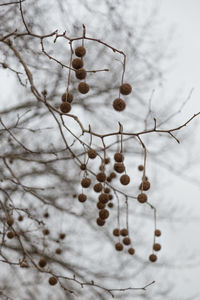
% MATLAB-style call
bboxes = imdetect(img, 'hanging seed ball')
[107,176,111,182]
[39,258,47,268]
[99,165,104,171]
[113,228,120,236]
[93,183,103,193]
[75,46,86,57]
[114,163,125,173]
[155,229,161,237]
[110,172,116,179]
[49,276,58,286]
[114,152,124,162]
[96,172,106,182]
[153,243,161,251]
[113,98,126,112]
[97,202,105,210]
[72,58,83,69]
[61,92,73,103]
[109,194,113,200]
[120,228,128,236]
[128,248,135,255]
[80,163,86,171]
[99,193,109,204]
[149,254,157,263]
[7,231,14,239]
[123,237,131,245]
[99,209,109,220]
[59,233,66,240]
[81,177,91,188]
[120,174,130,185]
[88,149,97,159]
[60,102,71,113]
[43,229,50,235]
[7,217,14,226]
[138,165,144,171]
[78,193,87,202]
[75,68,87,80]
[139,181,150,191]
[108,202,113,208]
[104,187,110,194]
[120,83,132,95]
[55,248,62,254]
[137,193,147,204]
[96,218,105,226]
[104,158,110,164]
[78,82,89,94]
[115,242,123,251]
[18,215,23,222]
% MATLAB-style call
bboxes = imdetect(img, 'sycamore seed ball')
[115,242,123,251]
[61,92,73,103]
[113,98,126,112]
[75,46,86,57]
[113,228,120,236]
[48,276,58,286]
[81,177,91,188]
[72,58,83,69]
[60,102,71,113]
[93,183,103,193]
[75,68,87,80]
[120,174,130,185]
[88,149,97,159]
[155,229,161,237]
[114,152,124,162]
[96,218,105,226]
[120,83,132,95]
[78,82,89,94]
[78,193,87,202]
[149,254,157,262]
[137,193,147,204]
[153,243,161,251]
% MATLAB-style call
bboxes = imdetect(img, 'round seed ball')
[139,181,150,191]
[80,163,86,170]
[78,193,87,202]
[107,176,111,182]
[18,215,23,222]
[93,183,103,193]
[96,218,105,226]
[113,228,120,236]
[120,228,128,236]
[113,98,126,112]
[138,165,144,171]
[96,172,106,182]
[39,258,47,268]
[115,242,123,251]
[49,276,58,286]
[7,231,14,239]
[75,46,86,57]
[72,58,83,69]
[99,193,109,204]
[108,202,113,208]
[78,82,89,94]
[128,248,135,255]
[99,209,109,220]
[123,237,131,245]
[120,174,130,185]
[81,177,91,188]
[120,83,132,95]
[104,158,110,164]
[137,193,147,204]
[114,163,125,173]
[55,248,62,254]
[88,149,97,159]
[155,229,161,237]
[60,102,71,113]
[76,68,86,80]
[104,187,110,194]
[153,243,161,251]
[97,202,105,210]
[110,172,116,179]
[149,254,157,262]
[61,92,73,103]
[43,229,49,235]
[109,194,113,200]
[7,217,14,226]
[114,152,124,162]
[59,233,66,240]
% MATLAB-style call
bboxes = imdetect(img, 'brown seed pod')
[120,174,130,185]
[97,202,105,210]
[137,193,147,204]
[99,193,109,204]
[138,165,144,171]
[114,163,125,173]
[59,233,66,240]
[72,58,83,69]
[39,258,47,268]
[18,215,23,222]
[96,172,106,182]
[99,165,104,171]
[108,202,113,208]
[88,149,97,159]
[153,243,161,251]
[128,248,135,255]
[43,229,50,235]
[78,193,87,202]
[120,83,132,95]
[55,248,62,254]
[49,276,58,286]
[123,237,131,245]
[114,152,124,162]
[120,228,128,236]
[81,177,91,188]
[113,98,126,112]
[60,102,71,113]
[96,218,105,226]
[75,68,87,80]
[107,176,111,182]
[61,92,73,103]
[7,231,14,239]
[104,187,110,194]
[139,181,150,191]
[109,194,113,200]
[115,242,123,251]
[113,228,120,236]
[99,209,109,220]
[80,163,86,170]
[93,183,103,193]
[104,158,110,164]
[78,82,89,94]
[75,46,86,57]
[155,229,161,237]
[110,172,116,179]
[7,217,14,226]
[149,254,157,262]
